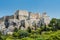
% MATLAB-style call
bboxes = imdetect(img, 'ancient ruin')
[0,10,50,35]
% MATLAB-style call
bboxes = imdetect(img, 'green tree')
[18,30,29,38]
[27,27,31,33]
[49,18,57,31]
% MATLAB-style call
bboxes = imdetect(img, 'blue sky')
[0,0,60,18]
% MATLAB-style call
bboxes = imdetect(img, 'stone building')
[0,10,50,35]
[14,10,28,20]
[14,10,41,29]
[14,10,50,29]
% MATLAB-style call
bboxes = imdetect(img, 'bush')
[27,27,31,33]
[13,32,19,38]
[17,30,29,38]
[14,27,18,32]
[31,30,37,34]
[36,37,45,40]
[36,28,42,34]
[21,37,34,40]
[30,34,40,39]
[6,36,14,40]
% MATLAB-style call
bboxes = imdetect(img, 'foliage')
[49,18,60,31]
[21,37,34,40]
[18,30,29,38]
[27,27,31,33]
[1,29,60,40]
[1,18,60,40]
[14,27,18,32]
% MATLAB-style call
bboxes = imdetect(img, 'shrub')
[36,37,45,40]
[17,30,29,38]
[6,36,14,40]
[30,34,40,39]
[14,27,18,32]
[1,35,8,40]
[36,28,42,34]
[27,27,31,33]
[13,32,19,38]
[21,37,34,40]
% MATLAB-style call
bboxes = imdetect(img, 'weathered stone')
[0,10,50,35]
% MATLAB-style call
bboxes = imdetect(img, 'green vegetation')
[0,18,60,40]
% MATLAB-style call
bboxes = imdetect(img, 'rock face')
[0,10,50,35]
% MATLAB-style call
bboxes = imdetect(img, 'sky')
[0,0,60,18]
